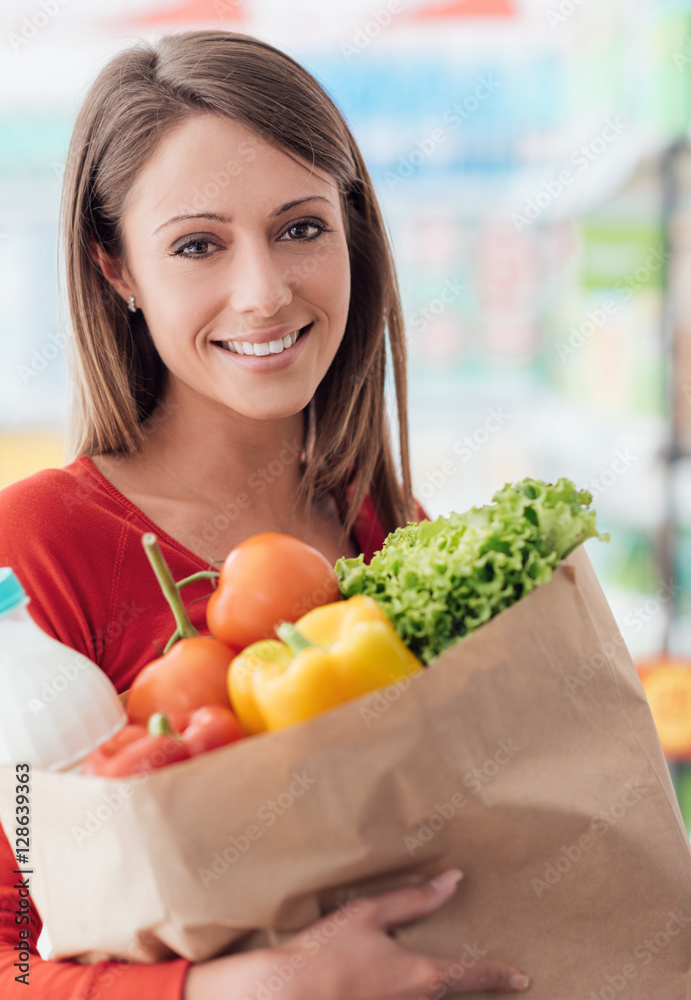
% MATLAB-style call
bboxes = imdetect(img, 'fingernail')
[510,973,530,991]
[430,868,464,891]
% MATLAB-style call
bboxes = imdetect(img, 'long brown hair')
[59,29,415,536]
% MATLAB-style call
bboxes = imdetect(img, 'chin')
[229,392,314,422]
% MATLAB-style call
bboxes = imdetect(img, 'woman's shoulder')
[0,457,133,662]
[0,455,98,520]
[0,455,128,541]
[0,454,138,597]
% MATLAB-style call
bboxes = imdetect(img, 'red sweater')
[0,455,421,999]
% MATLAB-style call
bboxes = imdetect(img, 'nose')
[229,237,293,320]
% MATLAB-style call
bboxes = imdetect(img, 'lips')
[211,322,313,368]
[213,324,312,357]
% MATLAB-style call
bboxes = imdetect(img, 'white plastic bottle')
[0,567,127,771]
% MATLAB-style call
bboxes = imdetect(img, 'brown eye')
[171,237,220,258]
[281,220,327,242]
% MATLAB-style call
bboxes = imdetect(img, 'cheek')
[146,270,218,356]
[310,244,351,324]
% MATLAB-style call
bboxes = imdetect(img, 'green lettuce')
[335,478,609,664]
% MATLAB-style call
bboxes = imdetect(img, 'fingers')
[358,871,530,994]
[433,958,530,994]
[363,869,464,933]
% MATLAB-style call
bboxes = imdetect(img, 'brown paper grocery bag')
[1,544,690,998]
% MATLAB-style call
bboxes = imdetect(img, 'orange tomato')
[206,532,341,651]
[126,636,235,725]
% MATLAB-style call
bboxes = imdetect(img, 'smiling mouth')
[213,324,312,357]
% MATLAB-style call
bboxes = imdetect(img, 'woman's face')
[105,114,351,421]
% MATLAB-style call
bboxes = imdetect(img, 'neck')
[127,382,310,527]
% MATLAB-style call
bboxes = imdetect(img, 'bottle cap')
[0,568,28,616]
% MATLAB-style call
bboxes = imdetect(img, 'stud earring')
[128,295,137,313]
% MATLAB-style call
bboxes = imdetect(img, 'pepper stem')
[275,620,315,654]
[141,533,199,640]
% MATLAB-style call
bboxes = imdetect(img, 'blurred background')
[2,0,691,815]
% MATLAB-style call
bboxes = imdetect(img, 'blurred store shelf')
[0,432,65,492]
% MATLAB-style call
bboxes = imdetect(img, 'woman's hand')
[183,869,530,999]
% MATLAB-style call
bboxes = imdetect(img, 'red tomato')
[180,705,245,755]
[127,636,235,725]
[166,710,192,733]
[81,724,191,777]
[81,724,147,775]
[102,734,191,777]
[206,532,341,650]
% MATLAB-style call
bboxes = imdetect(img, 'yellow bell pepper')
[227,595,423,732]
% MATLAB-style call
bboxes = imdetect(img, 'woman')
[0,30,530,998]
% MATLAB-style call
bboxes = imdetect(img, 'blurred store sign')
[108,0,245,27]
[638,657,691,761]
[408,0,517,18]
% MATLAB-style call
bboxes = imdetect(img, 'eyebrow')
[152,196,335,236]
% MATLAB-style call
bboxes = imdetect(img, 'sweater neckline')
[76,454,363,570]
[77,455,216,571]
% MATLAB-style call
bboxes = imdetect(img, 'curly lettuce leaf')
[335,477,608,664]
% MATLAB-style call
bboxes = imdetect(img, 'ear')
[90,238,135,306]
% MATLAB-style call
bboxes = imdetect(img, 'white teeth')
[218,327,306,356]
